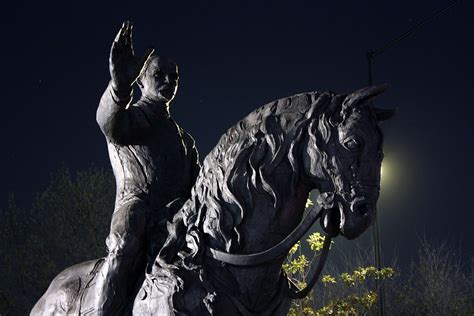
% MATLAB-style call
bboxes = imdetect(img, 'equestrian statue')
[31,22,395,315]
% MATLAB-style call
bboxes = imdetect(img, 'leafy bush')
[0,167,114,315]
[284,200,473,315]
[284,231,394,315]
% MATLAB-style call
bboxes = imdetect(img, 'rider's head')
[137,55,179,104]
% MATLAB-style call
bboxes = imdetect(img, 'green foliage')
[0,167,114,315]
[285,199,474,316]
[284,197,395,315]
[284,231,394,315]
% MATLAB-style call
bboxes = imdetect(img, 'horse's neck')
[205,184,310,310]
[240,183,309,252]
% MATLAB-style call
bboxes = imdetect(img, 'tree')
[0,167,115,315]
[386,238,474,315]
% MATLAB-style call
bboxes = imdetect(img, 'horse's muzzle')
[340,199,376,240]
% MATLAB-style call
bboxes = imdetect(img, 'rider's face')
[140,57,179,103]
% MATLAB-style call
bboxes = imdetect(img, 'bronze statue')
[31,21,394,316]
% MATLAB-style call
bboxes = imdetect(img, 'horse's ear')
[373,107,397,121]
[343,84,389,111]
[328,94,346,126]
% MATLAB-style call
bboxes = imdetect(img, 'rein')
[205,205,332,298]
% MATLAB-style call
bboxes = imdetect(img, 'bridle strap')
[205,205,323,266]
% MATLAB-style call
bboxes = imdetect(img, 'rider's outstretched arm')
[96,21,154,144]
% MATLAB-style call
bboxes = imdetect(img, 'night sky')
[2,1,473,270]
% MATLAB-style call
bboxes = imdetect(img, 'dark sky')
[1,0,473,269]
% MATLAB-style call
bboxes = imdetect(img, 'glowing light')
[380,159,398,191]
[380,161,389,189]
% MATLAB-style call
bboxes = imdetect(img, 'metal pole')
[367,51,374,86]
[367,51,384,316]
[365,2,462,314]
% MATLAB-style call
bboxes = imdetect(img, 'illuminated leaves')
[315,291,378,315]
[283,201,395,316]
[288,241,301,257]
[321,275,337,285]
[284,254,309,275]
[307,232,325,252]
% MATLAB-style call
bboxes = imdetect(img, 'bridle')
[205,205,332,299]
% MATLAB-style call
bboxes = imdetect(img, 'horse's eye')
[343,138,361,151]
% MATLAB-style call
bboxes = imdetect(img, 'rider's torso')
[107,101,196,213]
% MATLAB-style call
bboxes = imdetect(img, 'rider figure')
[95,21,200,314]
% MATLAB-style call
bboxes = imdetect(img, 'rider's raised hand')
[109,21,154,93]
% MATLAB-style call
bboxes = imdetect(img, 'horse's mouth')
[320,199,375,240]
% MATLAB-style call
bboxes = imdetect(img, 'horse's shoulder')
[31,259,104,315]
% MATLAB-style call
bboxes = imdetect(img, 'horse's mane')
[170,91,346,256]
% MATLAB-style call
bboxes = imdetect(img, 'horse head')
[304,84,395,239]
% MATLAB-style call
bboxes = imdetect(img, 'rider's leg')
[94,198,150,315]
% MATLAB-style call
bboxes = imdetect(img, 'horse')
[131,85,395,315]
[32,85,394,315]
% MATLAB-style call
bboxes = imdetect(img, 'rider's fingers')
[127,21,133,40]
[128,22,134,52]
[114,21,127,43]
[123,21,130,46]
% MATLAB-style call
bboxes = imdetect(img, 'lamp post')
[366,1,461,315]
